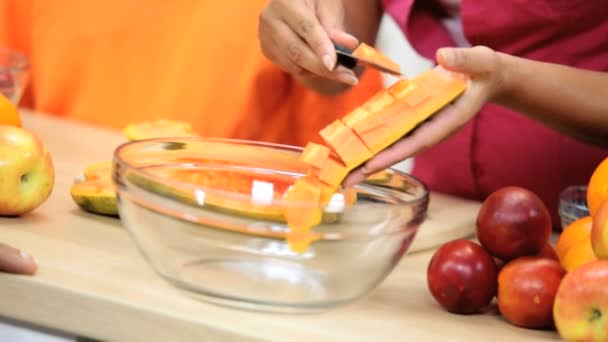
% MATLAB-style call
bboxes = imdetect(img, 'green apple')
[591,199,608,259]
[554,260,608,341]
[0,125,54,216]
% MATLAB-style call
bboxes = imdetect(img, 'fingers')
[342,167,367,189]
[0,243,37,275]
[436,46,497,74]
[278,0,337,70]
[361,84,487,175]
[259,0,360,86]
[260,19,359,85]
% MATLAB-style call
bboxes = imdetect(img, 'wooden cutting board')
[0,111,558,342]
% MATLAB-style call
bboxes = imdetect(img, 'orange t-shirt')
[0,0,382,147]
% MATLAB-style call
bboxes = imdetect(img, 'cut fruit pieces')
[310,156,349,189]
[70,178,118,216]
[319,119,373,169]
[361,89,396,113]
[284,175,323,232]
[352,43,402,75]
[300,142,331,169]
[281,65,468,249]
[83,161,112,180]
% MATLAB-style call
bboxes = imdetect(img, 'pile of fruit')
[427,157,608,341]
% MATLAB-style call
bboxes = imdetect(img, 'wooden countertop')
[0,111,561,341]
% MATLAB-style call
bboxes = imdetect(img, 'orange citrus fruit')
[555,216,593,261]
[0,93,21,126]
[561,238,597,272]
[587,157,608,216]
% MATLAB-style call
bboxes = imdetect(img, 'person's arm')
[343,46,608,186]
[497,54,608,147]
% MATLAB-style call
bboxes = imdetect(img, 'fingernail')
[439,48,456,67]
[361,166,371,174]
[20,250,32,260]
[337,73,358,86]
[323,54,335,71]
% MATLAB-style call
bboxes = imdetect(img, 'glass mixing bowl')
[113,138,429,313]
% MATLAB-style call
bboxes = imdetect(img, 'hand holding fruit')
[344,46,507,185]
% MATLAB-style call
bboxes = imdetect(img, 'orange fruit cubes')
[282,65,468,251]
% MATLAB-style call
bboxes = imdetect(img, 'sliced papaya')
[300,142,331,169]
[70,178,118,216]
[284,174,323,232]
[319,119,373,169]
[281,65,467,251]
[83,161,112,180]
[361,89,396,113]
[123,120,199,141]
[352,43,402,75]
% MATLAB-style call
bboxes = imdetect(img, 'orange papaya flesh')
[280,66,467,248]
[310,156,349,189]
[351,101,418,154]
[361,89,396,113]
[387,78,411,99]
[283,175,323,232]
[300,142,331,169]
[352,43,402,75]
[341,107,384,135]
[70,177,118,216]
[83,161,112,180]
[319,119,373,169]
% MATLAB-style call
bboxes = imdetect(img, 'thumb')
[316,0,358,49]
[0,243,37,275]
[436,46,496,75]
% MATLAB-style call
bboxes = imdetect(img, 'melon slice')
[70,178,118,216]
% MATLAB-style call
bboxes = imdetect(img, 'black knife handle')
[334,44,358,70]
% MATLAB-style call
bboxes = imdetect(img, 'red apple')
[498,256,565,329]
[0,125,54,216]
[476,186,552,260]
[427,239,498,314]
[536,243,559,262]
[591,199,608,259]
[554,260,608,341]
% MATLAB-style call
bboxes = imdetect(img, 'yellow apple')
[591,199,608,259]
[0,125,54,216]
[553,260,608,342]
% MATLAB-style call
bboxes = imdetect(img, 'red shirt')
[382,0,608,227]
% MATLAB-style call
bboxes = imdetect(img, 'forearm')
[496,53,608,147]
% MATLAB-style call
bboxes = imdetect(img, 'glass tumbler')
[0,47,30,104]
